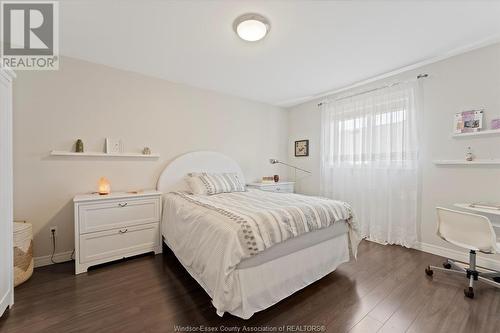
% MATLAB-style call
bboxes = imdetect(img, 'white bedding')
[162,189,360,318]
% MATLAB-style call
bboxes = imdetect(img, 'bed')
[157,151,361,319]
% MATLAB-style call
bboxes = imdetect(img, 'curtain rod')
[317,73,428,107]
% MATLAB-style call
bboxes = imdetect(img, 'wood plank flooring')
[1,241,499,333]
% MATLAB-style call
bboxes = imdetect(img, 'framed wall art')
[295,139,309,157]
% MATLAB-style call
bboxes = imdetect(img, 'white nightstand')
[247,182,295,193]
[73,190,162,274]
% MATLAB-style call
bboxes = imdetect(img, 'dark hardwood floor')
[1,241,499,333]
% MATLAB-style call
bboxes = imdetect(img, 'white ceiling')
[59,1,500,107]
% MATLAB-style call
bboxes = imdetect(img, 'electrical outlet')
[50,226,58,238]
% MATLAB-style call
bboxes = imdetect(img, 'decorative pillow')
[185,172,246,195]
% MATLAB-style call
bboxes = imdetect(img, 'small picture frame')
[454,110,483,133]
[295,139,309,157]
[105,138,123,154]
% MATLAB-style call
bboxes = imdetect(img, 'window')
[323,86,417,168]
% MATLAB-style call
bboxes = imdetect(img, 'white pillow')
[185,172,246,195]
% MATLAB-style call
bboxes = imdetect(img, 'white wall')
[13,57,289,260]
[288,43,500,266]
[287,100,321,195]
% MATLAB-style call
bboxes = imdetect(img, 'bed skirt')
[165,232,350,319]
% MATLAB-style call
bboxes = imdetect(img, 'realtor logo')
[1,1,59,70]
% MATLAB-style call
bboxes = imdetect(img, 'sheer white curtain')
[320,81,420,247]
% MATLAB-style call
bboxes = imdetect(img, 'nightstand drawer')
[79,223,160,264]
[247,182,295,193]
[78,197,160,234]
[252,184,294,193]
[262,184,293,193]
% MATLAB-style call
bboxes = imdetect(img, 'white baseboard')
[34,251,74,268]
[35,243,500,272]
[414,241,500,271]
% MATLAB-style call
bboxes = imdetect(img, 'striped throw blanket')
[171,189,361,258]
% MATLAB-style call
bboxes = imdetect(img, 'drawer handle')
[276,187,281,191]
[118,202,128,207]
[119,229,128,234]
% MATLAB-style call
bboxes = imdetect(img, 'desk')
[454,203,500,230]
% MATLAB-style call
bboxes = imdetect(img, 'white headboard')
[156,151,245,194]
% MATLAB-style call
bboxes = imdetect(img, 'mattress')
[238,220,348,268]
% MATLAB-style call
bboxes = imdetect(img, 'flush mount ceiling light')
[233,13,270,42]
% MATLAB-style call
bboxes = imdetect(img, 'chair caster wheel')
[425,266,433,276]
[443,262,451,269]
[464,287,474,299]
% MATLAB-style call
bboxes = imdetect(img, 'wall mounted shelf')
[433,159,500,165]
[50,151,160,158]
[452,129,500,138]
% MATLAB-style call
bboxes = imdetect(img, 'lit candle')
[98,177,111,195]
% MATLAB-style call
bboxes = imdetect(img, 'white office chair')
[425,207,500,298]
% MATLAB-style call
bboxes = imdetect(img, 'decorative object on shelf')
[262,176,274,183]
[75,139,84,153]
[105,138,123,154]
[273,175,279,183]
[142,147,151,155]
[98,177,111,195]
[491,118,500,130]
[465,146,474,162]
[294,139,309,157]
[454,110,483,134]
[13,222,33,287]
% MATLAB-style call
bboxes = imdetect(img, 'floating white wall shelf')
[434,159,500,165]
[50,151,160,158]
[452,129,500,138]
